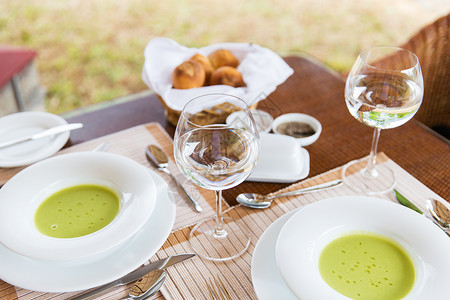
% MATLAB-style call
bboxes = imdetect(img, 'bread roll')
[210,66,245,87]
[190,54,214,85]
[172,60,205,89]
[208,49,239,69]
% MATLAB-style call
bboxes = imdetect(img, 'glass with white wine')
[343,46,423,194]
[174,94,260,261]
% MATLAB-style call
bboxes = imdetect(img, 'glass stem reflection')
[214,190,226,237]
[365,128,381,178]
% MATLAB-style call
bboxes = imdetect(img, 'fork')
[207,276,231,300]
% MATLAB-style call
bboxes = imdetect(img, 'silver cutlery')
[146,144,203,212]
[207,275,231,300]
[426,198,450,231]
[123,269,167,300]
[394,189,450,237]
[237,179,343,209]
[0,123,83,149]
[71,253,194,300]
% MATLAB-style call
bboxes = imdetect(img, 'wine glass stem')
[214,190,225,236]
[366,128,381,177]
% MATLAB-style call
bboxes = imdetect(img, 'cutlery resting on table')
[70,254,195,300]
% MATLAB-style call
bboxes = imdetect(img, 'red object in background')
[0,47,36,88]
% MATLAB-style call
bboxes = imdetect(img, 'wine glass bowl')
[174,94,260,261]
[175,124,258,190]
[343,46,423,194]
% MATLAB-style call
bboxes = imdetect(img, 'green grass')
[0,0,446,113]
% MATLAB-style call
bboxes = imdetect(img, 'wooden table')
[65,55,449,203]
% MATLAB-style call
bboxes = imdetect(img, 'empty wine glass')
[343,46,423,194]
[174,94,260,261]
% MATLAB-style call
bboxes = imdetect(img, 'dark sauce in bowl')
[276,121,316,138]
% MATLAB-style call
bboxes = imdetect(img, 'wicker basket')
[143,39,294,127]
[157,94,258,126]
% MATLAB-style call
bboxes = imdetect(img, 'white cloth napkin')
[142,37,294,111]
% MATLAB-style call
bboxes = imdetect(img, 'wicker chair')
[399,13,449,139]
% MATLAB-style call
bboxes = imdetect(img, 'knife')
[0,123,83,149]
[70,254,195,300]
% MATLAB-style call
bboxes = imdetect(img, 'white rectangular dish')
[247,133,309,183]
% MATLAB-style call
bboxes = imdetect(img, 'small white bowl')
[272,113,322,146]
[226,109,273,134]
[0,152,157,261]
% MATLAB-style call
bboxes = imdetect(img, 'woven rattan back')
[346,14,450,138]
[400,13,450,137]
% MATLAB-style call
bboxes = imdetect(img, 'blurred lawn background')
[1,0,448,114]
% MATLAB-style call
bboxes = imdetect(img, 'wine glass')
[343,46,423,194]
[174,94,260,261]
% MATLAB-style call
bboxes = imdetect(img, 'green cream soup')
[319,233,415,300]
[34,184,120,238]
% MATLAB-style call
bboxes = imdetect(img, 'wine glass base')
[342,157,396,195]
[189,217,251,261]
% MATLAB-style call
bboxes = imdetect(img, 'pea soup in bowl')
[33,178,122,239]
[276,196,450,300]
[0,152,157,261]
[315,229,419,300]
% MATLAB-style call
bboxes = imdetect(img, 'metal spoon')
[236,179,343,209]
[123,269,167,300]
[394,190,450,237]
[426,198,450,232]
[145,145,203,212]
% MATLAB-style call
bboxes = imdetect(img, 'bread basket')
[142,38,294,126]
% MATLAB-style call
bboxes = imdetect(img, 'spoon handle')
[268,179,343,200]
[164,170,203,213]
[432,220,450,237]
[124,271,167,300]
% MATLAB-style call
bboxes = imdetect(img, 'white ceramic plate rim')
[0,168,176,292]
[252,208,300,300]
[0,152,157,261]
[275,196,450,300]
[0,112,70,167]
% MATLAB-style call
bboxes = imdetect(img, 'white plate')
[276,196,450,300]
[0,152,157,261]
[247,133,309,183]
[0,169,176,292]
[252,209,300,300]
[0,112,70,168]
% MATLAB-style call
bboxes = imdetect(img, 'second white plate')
[252,209,299,300]
[0,112,71,168]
